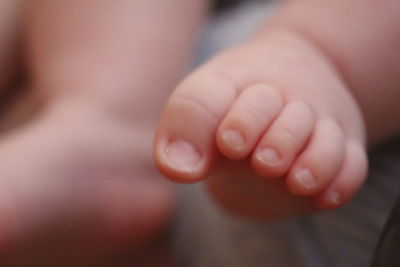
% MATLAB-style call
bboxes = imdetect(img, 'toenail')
[256,148,282,167]
[163,140,202,172]
[222,129,245,151]
[327,191,341,206]
[294,168,317,190]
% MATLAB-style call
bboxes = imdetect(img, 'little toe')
[217,84,283,159]
[316,141,367,209]
[287,119,346,196]
[252,101,315,178]
[154,69,239,182]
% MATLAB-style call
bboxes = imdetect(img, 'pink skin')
[0,0,206,264]
[1,0,399,263]
[155,0,400,219]
[0,103,175,264]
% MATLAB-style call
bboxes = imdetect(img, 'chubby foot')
[154,29,367,218]
[0,98,174,264]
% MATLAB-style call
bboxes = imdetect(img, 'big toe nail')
[163,140,202,173]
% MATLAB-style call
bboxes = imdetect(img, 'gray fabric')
[213,0,266,13]
[174,141,399,267]
[371,194,400,267]
[173,2,399,266]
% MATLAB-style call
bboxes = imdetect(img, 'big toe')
[154,68,240,182]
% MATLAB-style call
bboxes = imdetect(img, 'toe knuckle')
[235,103,268,123]
[172,94,220,122]
[276,125,298,144]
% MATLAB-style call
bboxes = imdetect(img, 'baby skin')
[155,0,400,218]
[0,0,206,264]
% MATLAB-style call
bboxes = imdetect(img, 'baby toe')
[154,68,239,182]
[316,141,367,209]
[287,119,346,196]
[252,101,315,178]
[217,84,283,160]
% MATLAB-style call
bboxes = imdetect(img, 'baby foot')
[0,99,174,263]
[154,29,368,218]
